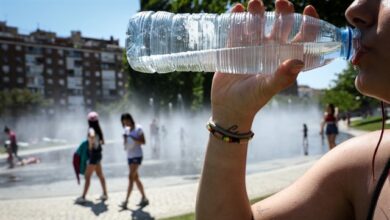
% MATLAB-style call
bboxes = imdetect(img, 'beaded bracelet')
[206,118,254,144]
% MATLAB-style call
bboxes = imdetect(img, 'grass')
[159,194,272,220]
[350,116,390,131]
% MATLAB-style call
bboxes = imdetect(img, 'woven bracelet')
[206,118,254,144]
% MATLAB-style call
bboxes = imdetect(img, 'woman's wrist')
[211,108,255,132]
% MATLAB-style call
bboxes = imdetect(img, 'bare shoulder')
[330,129,390,172]
[252,130,390,220]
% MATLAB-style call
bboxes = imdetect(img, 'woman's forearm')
[196,134,253,220]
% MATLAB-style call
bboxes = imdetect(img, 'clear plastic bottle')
[126,11,359,74]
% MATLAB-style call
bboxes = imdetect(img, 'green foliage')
[0,89,46,116]
[321,89,359,112]
[351,116,390,131]
[320,63,376,112]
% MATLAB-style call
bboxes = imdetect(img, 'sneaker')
[119,200,128,209]
[99,194,108,201]
[75,196,87,204]
[137,197,149,207]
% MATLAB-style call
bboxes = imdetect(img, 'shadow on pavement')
[119,206,155,220]
[75,200,108,216]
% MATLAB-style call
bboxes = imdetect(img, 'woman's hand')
[211,0,319,131]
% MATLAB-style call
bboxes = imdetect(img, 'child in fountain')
[120,113,149,208]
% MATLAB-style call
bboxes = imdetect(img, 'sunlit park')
[1,0,389,220]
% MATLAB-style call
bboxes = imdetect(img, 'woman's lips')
[351,47,368,66]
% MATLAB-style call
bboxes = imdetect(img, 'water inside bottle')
[128,42,341,74]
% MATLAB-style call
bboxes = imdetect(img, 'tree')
[0,89,46,117]
[320,63,377,113]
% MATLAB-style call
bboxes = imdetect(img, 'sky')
[0,0,348,89]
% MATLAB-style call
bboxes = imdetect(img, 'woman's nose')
[345,0,376,29]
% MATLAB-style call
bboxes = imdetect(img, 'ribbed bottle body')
[126,11,350,74]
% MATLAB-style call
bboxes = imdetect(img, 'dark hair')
[88,120,104,143]
[4,126,9,133]
[328,104,335,115]
[121,113,135,127]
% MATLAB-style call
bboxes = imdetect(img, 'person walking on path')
[4,126,22,168]
[302,124,309,155]
[76,112,108,204]
[320,104,339,150]
[120,113,149,209]
[196,0,390,219]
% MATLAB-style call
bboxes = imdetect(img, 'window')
[47,68,53,75]
[84,61,90,66]
[17,77,24,84]
[95,53,99,58]
[118,81,123,86]
[85,80,90,85]
[58,59,63,65]
[86,99,92,104]
[60,99,66,105]
[59,69,65,75]
[96,81,100,86]
[95,71,100,77]
[58,50,63,56]
[46,48,52,54]
[47,79,53,84]
[16,45,22,51]
[1,44,8,50]
[17,67,23,73]
[118,73,123,78]
[96,90,101,95]
[2,65,10,73]
[3,77,10,82]
[59,79,65,86]
[85,71,90,77]
[46,58,52,65]
[85,52,90,58]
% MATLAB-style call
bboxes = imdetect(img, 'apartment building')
[0,21,127,111]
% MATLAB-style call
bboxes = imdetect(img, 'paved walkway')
[0,121,368,220]
[0,156,319,220]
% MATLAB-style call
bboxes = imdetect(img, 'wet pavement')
[0,130,352,200]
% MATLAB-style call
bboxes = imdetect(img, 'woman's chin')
[355,73,390,103]
[355,73,369,96]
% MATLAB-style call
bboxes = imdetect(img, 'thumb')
[267,59,304,94]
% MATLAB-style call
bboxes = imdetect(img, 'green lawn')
[160,194,271,220]
[351,116,390,131]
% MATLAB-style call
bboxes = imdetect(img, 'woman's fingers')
[267,0,294,43]
[263,59,304,94]
[247,0,265,45]
[247,0,265,15]
[303,5,319,18]
[291,5,320,42]
[231,3,245,13]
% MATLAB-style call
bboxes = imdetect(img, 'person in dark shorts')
[120,113,149,209]
[75,112,108,204]
[320,104,339,150]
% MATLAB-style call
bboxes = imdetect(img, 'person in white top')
[120,113,149,209]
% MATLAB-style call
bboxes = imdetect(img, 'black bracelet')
[206,118,254,144]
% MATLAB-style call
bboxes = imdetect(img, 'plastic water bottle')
[126,11,359,74]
